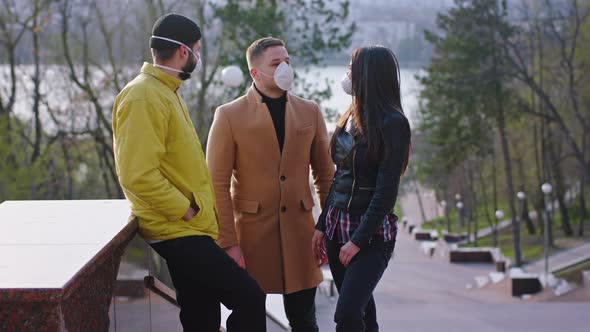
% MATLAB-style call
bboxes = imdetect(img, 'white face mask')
[151,35,201,78]
[258,62,294,91]
[341,73,353,95]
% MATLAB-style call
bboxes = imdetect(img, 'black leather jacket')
[316,111,411,248]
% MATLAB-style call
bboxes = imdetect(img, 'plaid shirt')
[325,205,398,244]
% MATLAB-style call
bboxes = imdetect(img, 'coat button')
[281,206,287,213]
[280,175,286,181]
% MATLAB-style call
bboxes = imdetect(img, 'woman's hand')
[312,230,328,267]
[339,241,360,267]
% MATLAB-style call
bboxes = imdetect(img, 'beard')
[179,55,197,81]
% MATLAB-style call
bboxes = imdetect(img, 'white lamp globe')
[221,65,244,87]
[541,183,553,194]
[456,202,464,210]
[528,210,538,220]
[495,210,504,220]
[517,192,526,200]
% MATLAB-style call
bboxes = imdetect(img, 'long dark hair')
[330,46,410,173]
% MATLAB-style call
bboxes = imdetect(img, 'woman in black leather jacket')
[311,46,411,332]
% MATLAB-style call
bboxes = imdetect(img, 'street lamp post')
[441,200,450,233]
[495,209,504,248]
[541,183,553,279]
[528,210,538,221]
[456,201,464,237]
[528,210,538,232]
[517,191,526,250]
[517,192,526,215]
[494,209,505,271]
[423,192,435,221]
[455,193,463,227]
[429,193,437,220]
[495,210,504,222]
[518,191,536,235]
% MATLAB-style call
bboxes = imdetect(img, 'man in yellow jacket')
[112,13,266,332]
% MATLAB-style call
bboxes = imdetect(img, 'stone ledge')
[449,247,501,263]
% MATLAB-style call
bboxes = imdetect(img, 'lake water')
[301,65,422,130]
[1,64,422,132]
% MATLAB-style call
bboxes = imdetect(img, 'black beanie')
[150,13,201,50]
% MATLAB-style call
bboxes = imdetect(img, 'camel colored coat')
[206,86,334,294]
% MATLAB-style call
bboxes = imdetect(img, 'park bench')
[442,230,468,243]
[507,270,543,297]
[413,229,438,241]
[449,247,501,263]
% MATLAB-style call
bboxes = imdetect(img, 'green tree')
[418,0,524,265]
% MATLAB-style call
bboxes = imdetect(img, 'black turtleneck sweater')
[255,84,287,153]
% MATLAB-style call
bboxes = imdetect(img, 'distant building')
[343,0,454,65]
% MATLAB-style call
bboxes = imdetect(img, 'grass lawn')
[420,214,474,235]
[462,226,545,262]
[461,205,590,264]
[415,198,590,263]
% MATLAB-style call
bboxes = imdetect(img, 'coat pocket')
[296,124,313,136]
[300,196,315,211]
[234,198,260,214]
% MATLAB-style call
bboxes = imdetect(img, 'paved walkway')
[469,219,512,241]
[314,228,589,331]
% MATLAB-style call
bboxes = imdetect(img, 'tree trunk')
[60,0,121,198]
[516,154,536,235]
[60,136,74,200]
[521,197,536,235]
[502,4,589,183]
[31,0,42,164]
[497,113,522,266]
[477,161,497,246]
[413,180,427,225]
[556,191,573,236]
[444,193,452,233]
[579,131,588,236]
[467,163,478,246]
[547,131,574,236]
[493,5,522,264]
[533,122,546,234]
[579,177,587,236]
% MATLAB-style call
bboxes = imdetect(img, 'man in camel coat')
[206,37,334,331]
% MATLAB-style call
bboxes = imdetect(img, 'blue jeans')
[327,237,395,332]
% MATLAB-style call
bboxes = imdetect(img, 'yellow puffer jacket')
[112,62,218,241]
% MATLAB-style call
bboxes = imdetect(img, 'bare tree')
[0,0,39,130]
[504,0,590,184]
[58,0,125,197]
[507,0,590,239]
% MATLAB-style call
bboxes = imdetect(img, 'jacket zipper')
[347,148,357,210]
[359,186,375,190]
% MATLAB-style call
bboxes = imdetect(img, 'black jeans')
[151,235,267,332]
[283,287,319,332]
[326,237,395,332]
